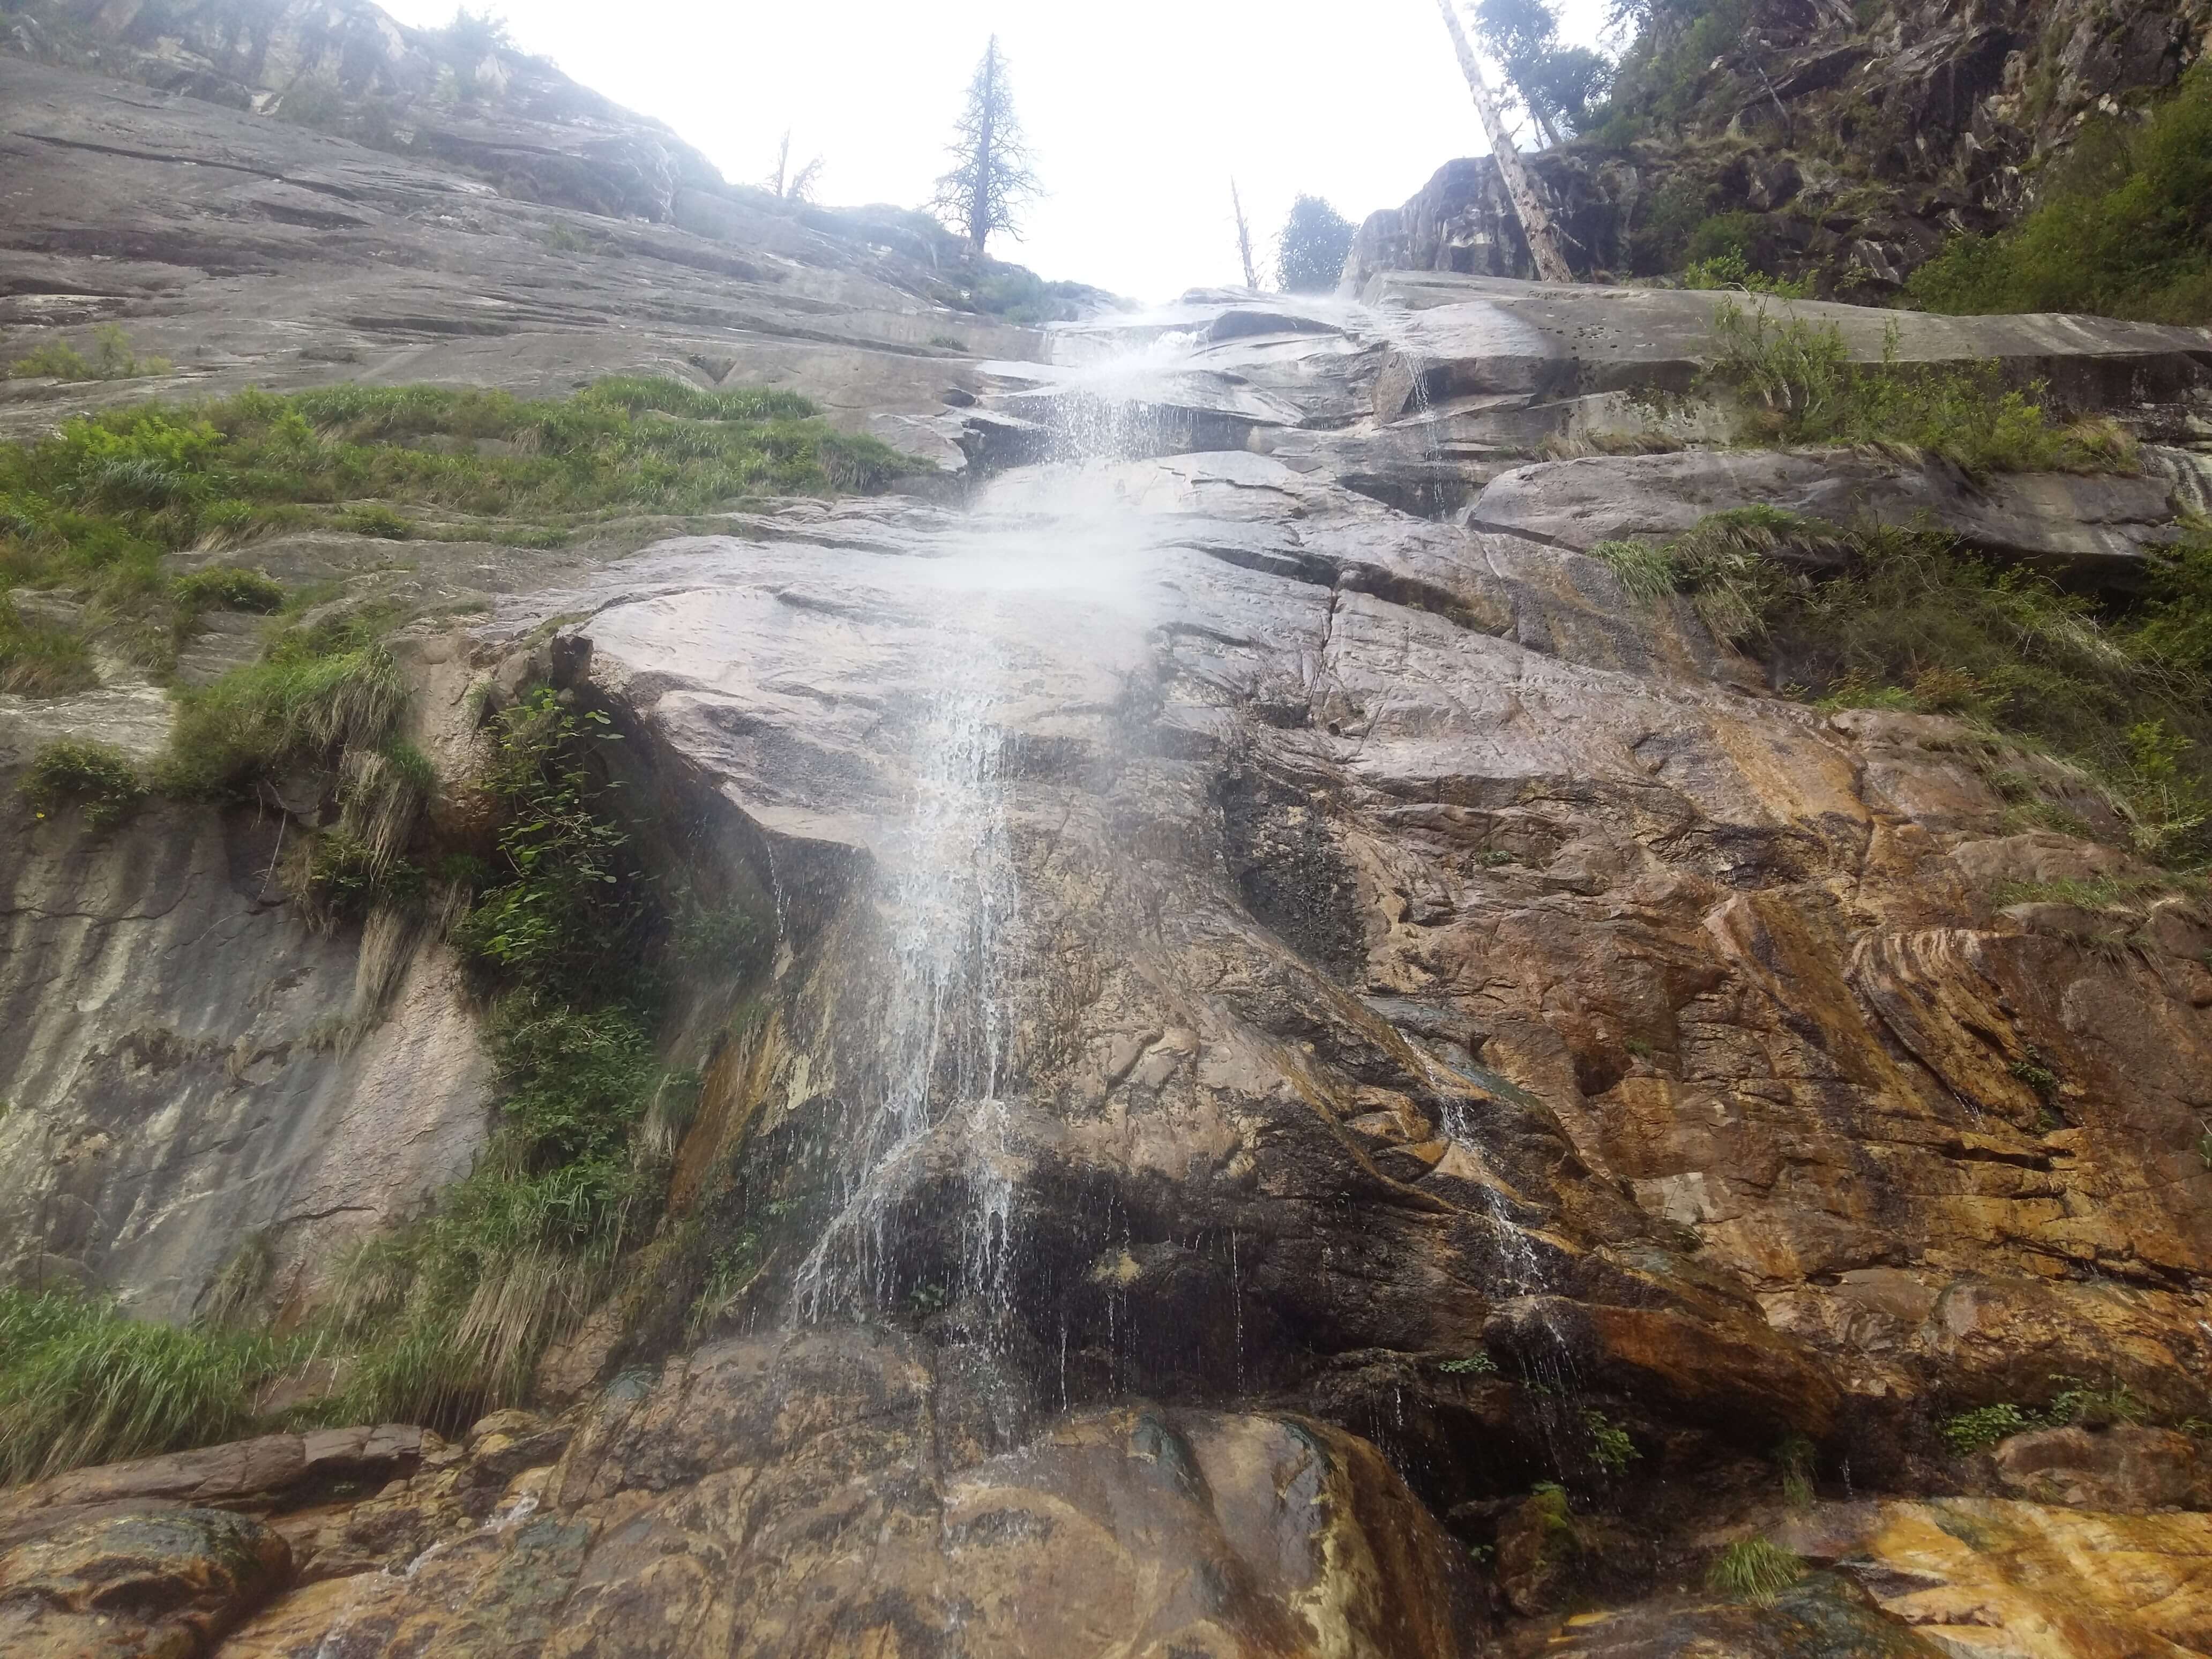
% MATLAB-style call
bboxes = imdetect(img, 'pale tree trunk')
[1433,0,1575,283]
[1231,180,1258,290]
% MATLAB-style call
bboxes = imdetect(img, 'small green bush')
[1942,1401,2035,1454]
[24,739,146,828]
[1437,1352,1499,1375]
[0,1289,292,1483]
[1908,63,2212,326]
[1706,1536,1802,1604]
[4,326,170,384]
[1584,1408,1641,1475]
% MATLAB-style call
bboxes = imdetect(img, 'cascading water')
[790,647,1022,1328]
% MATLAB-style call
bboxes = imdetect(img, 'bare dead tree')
[1433,0,1576,282]
[1232,180,1259,289]
[765,131,825,204]
[928,36,1042,256]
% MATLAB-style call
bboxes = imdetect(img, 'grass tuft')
[1707,1537,1803,1604]
[1702,301,2138,477]
[0,1289,292,1484]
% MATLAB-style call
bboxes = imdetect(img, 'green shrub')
[1437,1352,1499,1375]
[1942,1401,2035,1454]
[23,739,146,828]
[1706,1537,1802,1604]
[0,1289,292,1483]
[1702,301,2134,476]
[1907,63,2212,326]
[1584,1408,1641,1475]
[1775,1433,1817,1507]
[1682,249,1810,298]
[4,326,170,383]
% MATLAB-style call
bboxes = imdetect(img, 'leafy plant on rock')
[23,739,146,829]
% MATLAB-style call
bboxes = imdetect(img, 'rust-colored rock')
[0,1508,290,1658]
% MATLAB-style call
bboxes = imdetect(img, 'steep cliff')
[2,12,2212,1659]
[1352,0,2212,302]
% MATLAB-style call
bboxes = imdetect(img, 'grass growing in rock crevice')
[1598,513,2212,863]
[1700,301,2138,477]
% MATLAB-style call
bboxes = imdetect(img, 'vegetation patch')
[1603,510,2212,864]
[1706,1536,1803,1604]
[23,739,146,829]
[5,325,171,384]
[1907,63,2212,327]
[0,1289,293,1484]
[0,375,916,687]
[1942,1378,2149,1455]
[1701,301,2139,477]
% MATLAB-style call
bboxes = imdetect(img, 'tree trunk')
[970,49,995,254]
[1232,180,1258,290]
[1432,0,1575,283]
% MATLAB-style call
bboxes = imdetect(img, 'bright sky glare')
[373,0,1613,303]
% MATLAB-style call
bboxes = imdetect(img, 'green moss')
[1908,63,2212,325]
[23,739,146,828]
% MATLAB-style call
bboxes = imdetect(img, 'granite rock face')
[1349,0,2212,301]
[0,32,2210,1653]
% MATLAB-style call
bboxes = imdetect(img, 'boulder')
[1990,1426,2212,1512]
[0,1508,290,1658]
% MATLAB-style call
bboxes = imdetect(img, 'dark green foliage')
[1586,0,1752,144]
[1702,301,2139,476]
[963,268,1099,326]
[453,691,651,1002]
[1583,1408,1640,1474]
[23,739,145,828]
[0,1289,293,1484]
[440,5,512,59]
[1908,64,2212,325]
[1276,196,1356,294]
[1472,0,1613,143]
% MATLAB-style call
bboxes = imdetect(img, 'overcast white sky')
[375,0,1613,302]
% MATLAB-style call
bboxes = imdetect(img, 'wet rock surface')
[0,31,2209,1656]
[0,1507,291,1658]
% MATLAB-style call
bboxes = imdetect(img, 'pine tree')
[1471,0,1612,146]
[929,37,1042,256]
[1276,196,1356,293]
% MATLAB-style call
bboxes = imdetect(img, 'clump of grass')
[0,1289,293,1484]
[23,739,146,829]
[1682,249,1810,298]
[1594,506,1840,645]
[1908,63,2212,326]
[1775,1433,1817,1507]
[171,565,285,615]
[1707,1537,1803,1604]
[159,621,409,800]
[4,325,171,383]
[1702,300,2137,477]
[0,591,97,696]
[0,376,917,686]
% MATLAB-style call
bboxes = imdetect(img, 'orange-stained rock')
[0,1508,290,1659]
